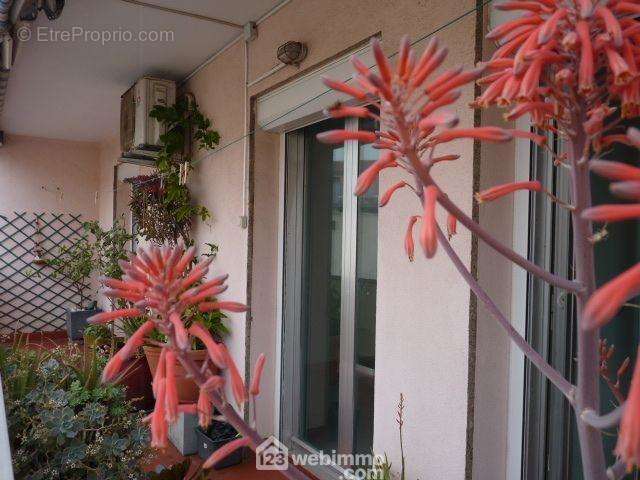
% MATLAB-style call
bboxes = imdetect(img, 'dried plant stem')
[435,226,575,400]
[397,394,406,480]
[568,121,607,480]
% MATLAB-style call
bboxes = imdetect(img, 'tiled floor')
[147,444,288,479]
[1,330,71,349]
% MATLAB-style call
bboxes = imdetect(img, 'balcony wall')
[0,134,100,219]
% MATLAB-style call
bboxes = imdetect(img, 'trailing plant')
[0,342,149,480]
[315,5,640,476]
[128,97,220,245]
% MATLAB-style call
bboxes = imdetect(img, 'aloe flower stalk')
[482,0,640,471]
[318,1,640,471]
[90,243,310,480]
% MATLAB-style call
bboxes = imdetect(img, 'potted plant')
[45,230,101,340]
[45,220,133,340]
[127,308,230,404]
[125,96,220,246]
[196,420,244,470]
[83,220,157,409]
[83,323,155,411]
[118,310,229,454]
[120,242,224,406]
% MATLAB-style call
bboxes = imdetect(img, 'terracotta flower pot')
[143,346,211,403]
[118,354,155,410]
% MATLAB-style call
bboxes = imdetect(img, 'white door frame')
[275,117,365,480]
[506,117,532,479]
[262,42,376,443]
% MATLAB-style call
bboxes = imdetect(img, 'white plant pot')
[168,412,199,455]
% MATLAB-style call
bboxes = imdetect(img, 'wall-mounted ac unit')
[120,76,176,160]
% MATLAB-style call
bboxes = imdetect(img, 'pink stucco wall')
[0,134,100,219]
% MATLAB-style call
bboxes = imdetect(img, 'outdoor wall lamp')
[277,41,308,66]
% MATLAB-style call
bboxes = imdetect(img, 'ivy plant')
[128,97,220,245]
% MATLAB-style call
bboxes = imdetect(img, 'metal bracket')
[243,21,257,42]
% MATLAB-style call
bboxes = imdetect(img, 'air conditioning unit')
[120,76,176,160]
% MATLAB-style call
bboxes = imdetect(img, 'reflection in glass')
[354,118,378,454]
[300,119,344,452]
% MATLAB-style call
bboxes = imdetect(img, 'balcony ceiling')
[3,0,284,143]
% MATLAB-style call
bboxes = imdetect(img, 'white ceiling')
[3,0,283,142]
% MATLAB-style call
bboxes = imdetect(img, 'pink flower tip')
[316,130,377,144]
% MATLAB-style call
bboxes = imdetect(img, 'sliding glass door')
[281,116,377,470]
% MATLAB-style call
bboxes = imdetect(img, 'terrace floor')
[148,444,287,479]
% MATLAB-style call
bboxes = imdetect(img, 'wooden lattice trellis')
[0,212,90,332]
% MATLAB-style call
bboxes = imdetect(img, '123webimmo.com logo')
[256,436,289,471]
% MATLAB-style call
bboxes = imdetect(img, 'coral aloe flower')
[317,36,512,204]
[90,243,255,455]
[615,351,640,470]
[476,0,640,146]
[583,262,640,330]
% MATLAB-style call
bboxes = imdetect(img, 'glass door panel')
[300,119,344,451]
[281,116,378,471]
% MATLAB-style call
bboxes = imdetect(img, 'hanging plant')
[128,96,220,245]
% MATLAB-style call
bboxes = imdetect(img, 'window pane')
[592,131,640,475]
[524,122,640,479]
[300,119,344,452]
